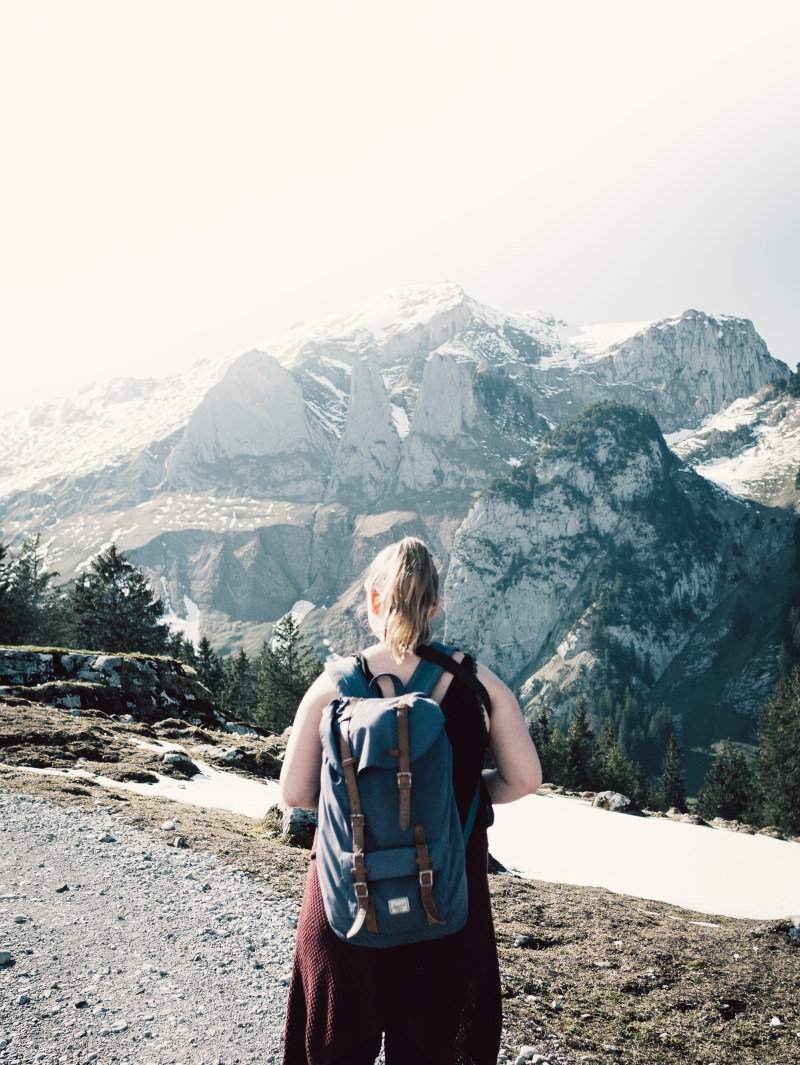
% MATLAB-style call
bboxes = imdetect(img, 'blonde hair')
[365,537,440,661]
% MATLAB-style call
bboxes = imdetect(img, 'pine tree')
[654,733,688,812]
[529,706,551,755]
[616,688,638,760]
[196,636,224,696]
[566,697,595,789]
[253,615,322,734]
[542,723,569,786]
[1,535,63,646]
[754,667,800,835]
[530,706,560,783]
[68,543,168,655]
[696,738,751,822]
[0,542,13,642]
[592,719,643,801]
[222,648,257,722]
[164,631,198,668]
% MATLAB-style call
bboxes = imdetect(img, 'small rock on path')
[0,788,298,1063]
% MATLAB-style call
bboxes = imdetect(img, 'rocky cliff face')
[585,311,781,432]
[444,403,794,728]
[325,359,402,505]
[165,350,330,499]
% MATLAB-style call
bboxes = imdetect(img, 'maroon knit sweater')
[281,657,502,1065]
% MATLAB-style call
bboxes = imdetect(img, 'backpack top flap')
[324,643,456,701]
[337,693,446,772]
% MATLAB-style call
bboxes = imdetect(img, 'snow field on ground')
[489,794,800,922]
[7,756,798,920]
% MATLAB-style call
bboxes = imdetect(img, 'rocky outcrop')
[589,311,787,432]
[0,649,222,728]
[165,350,329,498]
[444,402,793,722]
[326,359,402,504]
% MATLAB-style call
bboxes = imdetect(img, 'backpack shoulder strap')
[415,643,492,716]
[403,645,453,697]
[324,655,371,698]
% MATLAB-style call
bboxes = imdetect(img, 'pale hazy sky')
[1,1,798,412]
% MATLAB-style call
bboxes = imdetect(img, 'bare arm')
[478,662,542,804]
[279,671,339,810]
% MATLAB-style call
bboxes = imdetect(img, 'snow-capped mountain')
[0,282,795,770]
[1,282,787,515]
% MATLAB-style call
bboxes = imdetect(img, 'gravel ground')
[0,789,299,1065]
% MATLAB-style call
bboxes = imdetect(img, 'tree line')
[0,536,321,736]
[532,679,800,838]
[530,698,688,812]
[4,535,798,835]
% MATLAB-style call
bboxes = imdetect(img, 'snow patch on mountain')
[0,356,235,500]
[160,582,202,647]
[564,319,655,355]
[671,386,800,504]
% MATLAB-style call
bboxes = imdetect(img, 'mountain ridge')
[1,283,795,783]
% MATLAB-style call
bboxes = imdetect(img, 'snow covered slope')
[670,381,800,507]
[1,284,787,511]
[0,356,235,501]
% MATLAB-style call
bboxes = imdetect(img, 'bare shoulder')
[473,660,515,701]
[302,668,339,708]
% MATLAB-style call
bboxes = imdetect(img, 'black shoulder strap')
[415,643,492,716]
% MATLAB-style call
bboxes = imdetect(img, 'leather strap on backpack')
[384,701,413,830]
[415,643,492,717]
[414,825,445,926]
[394,701,412,831]
[338,706,378,937]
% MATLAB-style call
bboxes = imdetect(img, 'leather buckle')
[418,870,434,888]
[353,882,370,900]
[397,771,412,789]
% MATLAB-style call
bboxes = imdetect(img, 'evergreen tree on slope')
[0,543,12,642]
[68,544,168,655]
[221,648,257,722]
[755,667,800,836]
[0,535,63,646]
[654,733,688,812]
[254,614,321,735]
[592,718,643,802]
[696,738,751,822]
[196,635,224,696]
[566,697,595,789]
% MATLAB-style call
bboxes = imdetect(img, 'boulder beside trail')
[592,791,632,813]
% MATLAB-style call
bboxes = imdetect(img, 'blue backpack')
[316,642,487,948]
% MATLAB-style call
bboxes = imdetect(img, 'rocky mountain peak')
[594,310,787,432]
[272,281,474,370]
[164,349,328,496]
[326,358,402,504]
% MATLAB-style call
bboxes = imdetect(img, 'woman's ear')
[429,595,440,619]
[369,587,381,615]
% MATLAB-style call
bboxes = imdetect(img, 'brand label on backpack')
[388,897,410,915]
